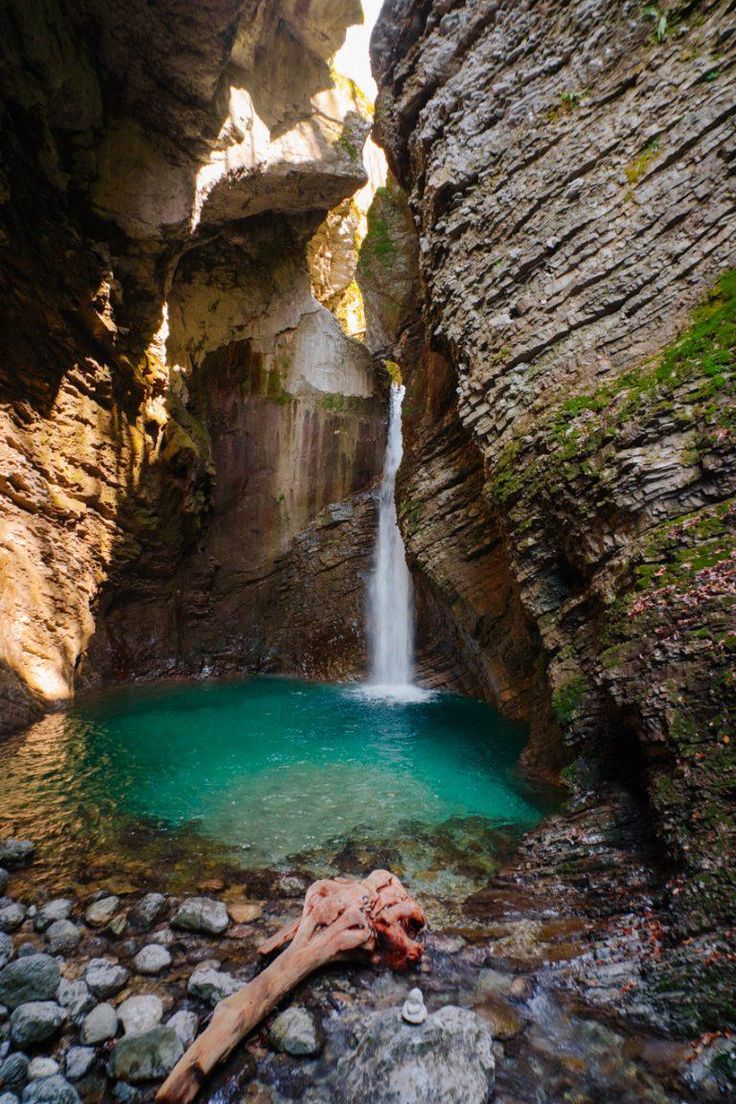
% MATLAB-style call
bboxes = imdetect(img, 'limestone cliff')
[0,0,384,730]
[371,0,735,964]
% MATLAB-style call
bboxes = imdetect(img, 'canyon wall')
[371,0,736,936]
[0,0,385,732]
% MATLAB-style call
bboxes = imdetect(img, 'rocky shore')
[1,827,734,1104]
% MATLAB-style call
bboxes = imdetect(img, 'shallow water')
[0,676,558,896]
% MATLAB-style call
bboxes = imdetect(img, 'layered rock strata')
[371,0,736,977]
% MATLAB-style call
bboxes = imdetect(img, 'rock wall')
[371,0,736,933]
[0,0,384,731]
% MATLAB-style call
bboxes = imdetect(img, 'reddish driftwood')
[156,869,424,1104]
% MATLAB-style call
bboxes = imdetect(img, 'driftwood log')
[156,869,425,1104]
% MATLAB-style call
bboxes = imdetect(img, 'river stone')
[21,1076,80,1104]
[33,902,72,934]
[26,1060,59,1081]
[84,897,119,928]
[187,966,240,1006]
[0,906,26,935]
[0,935,13,969]
[127,895,165,933]
[166,1010,198,1049]
[0,843,34,869]
[111,1027,183,1083]
[171,898,228,936]
[56,980,94,1021]
[269,1007,322,1056]
[0,956,60,1010]
[0,872,7,895]
[63,1048,95,1082]
[45,922,81,957]
[118,995,163,1038]
[0,1053,29,1090]
[132,945,170,976]
[84,959,129,999]
[10,1003,66,1048]
[0,1094,18,1104]
[80,1002,118,1044]
[337,1006,495,1104]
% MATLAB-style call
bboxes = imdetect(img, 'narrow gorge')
[0,1,734,1103]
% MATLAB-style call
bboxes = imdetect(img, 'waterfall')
[368,382,414,688]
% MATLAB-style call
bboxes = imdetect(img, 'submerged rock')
[171,898,228,936]
[0,843,35,869]
[128,895,165,933]
[111,1026,183,1083]
[10,1002,66,1048]
[269,1007,322,1056]
[84,897,119,928]
[0,956,60,1010]
[337,1005,495,1104]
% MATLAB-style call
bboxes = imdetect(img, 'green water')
[0,677,558,896]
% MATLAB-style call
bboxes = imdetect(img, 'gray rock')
[187,966,240,1007]
[118,995,163,1038]
[0,1093,18,1104]
[26,1061,58,1081]
[62,1048,94,1083]
[80,1002,117,1045]
[0,956,60,1010]
[0,906,26,935]
[21,1075,80,1104]
[111,1084,138,1103]
[111,1027,183,1083]
[0,1053,29,1091]
[56,980,94,1021]
[0,935,12,970]
[171,898,228,936]
[166,1010,198,1050]
[132,945,170,976]
[0,843,34,869]
[337,1006,495,1104]
[128,895,165,933]
[45,923,81,957]
[84,958,129,999]
[10,1003,66,1048]
[0,872,7,895]
[33,902,72,934]
[269,1007,322,1056]
[84,897,119,928]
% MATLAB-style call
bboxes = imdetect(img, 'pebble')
[133,945,171,976]
[21,1075,80,1104]
[269,1006,322,1056]
[26,1060,59,1081]
[171,898,228,936]
[118,995,163,1037]
[166,1010,198,1049]
[0,842,35,869]
[0,1094,18,1104]
[10,1002,66,1048]
[0,956,60,1010]
[84,958,129,999]
[187,965,240,1007]
[33,902,72,934]
[111,1027,183,1084]
[84,897,119,928]
[0,905,26,935]
[45,922,81,957]
[63,1048,95,1082]
[0,1053,29,1091]
[80,1002,118,1045]
[56,980,94,1021]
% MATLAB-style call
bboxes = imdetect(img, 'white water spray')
[368,382,414,689]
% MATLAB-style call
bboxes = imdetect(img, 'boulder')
[21,1075,80,1104]
[111,1027,183,1083]
[187,966,240,1007]
[0,956,60,1010]
[171,898,228,936]
[33,902,72,934]
[80,1003,118,1045]
[337,1006,495,1104]
[127,895,166,933]
[269,1006,322,1056]
[132,946,170,976]
[118,995,163,1037]
[45,922,81,957]
[84,959,129,999]
[84,897,119,928]
[63,1048,95,1082]
[0,843,35,869]
[10,1002,66,1048]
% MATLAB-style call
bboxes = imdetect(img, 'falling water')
[368,382,414,688]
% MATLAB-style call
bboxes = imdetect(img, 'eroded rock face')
[0,0,383,730]
[371,0,736,934]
